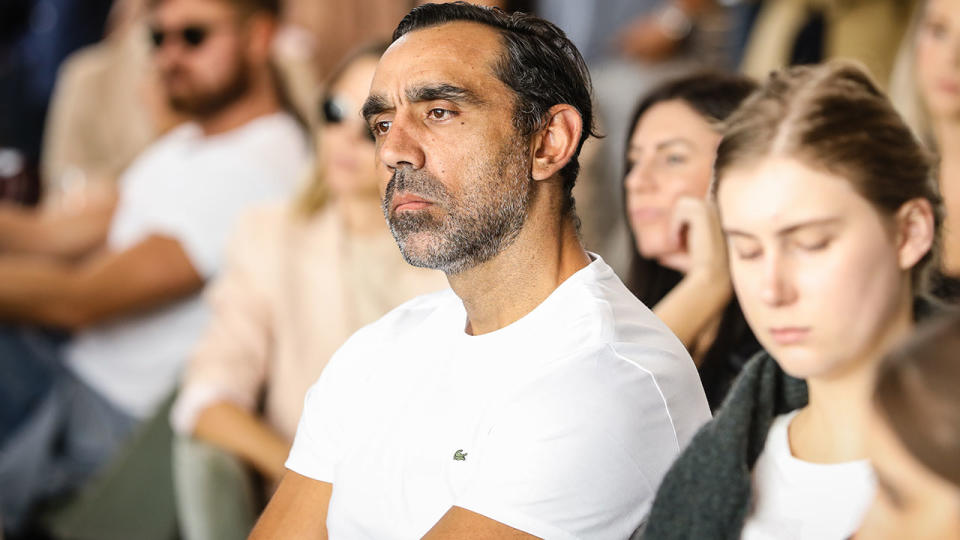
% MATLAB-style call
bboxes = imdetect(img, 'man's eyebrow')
[407,83,486,107]
[362,94,391,123]
[362,83,487,124]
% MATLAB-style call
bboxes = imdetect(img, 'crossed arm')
[0,189,117,260]
[0,233,204,329]
[249,472,539,540]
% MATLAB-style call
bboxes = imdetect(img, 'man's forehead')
[151,0,234,21]
[370,22,503,95]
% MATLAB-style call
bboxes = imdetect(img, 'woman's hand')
[652,196,733,357]
[658,196,729,282]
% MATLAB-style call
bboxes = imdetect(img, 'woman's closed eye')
[729,238,762,260]
[790,232,833,252]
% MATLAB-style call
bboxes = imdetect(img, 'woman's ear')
[530,104,583,182]
[895,198,936,271]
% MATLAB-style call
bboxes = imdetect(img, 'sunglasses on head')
[149,25,210,49]
[322,96,376,143]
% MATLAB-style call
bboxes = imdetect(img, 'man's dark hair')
[393,1,599,216]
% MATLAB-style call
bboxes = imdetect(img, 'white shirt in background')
[286,255,711,540]
[741,410,876,540]
[66,112,309,419]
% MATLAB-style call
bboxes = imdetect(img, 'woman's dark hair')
[874,312,960,488]
[393,1,599,217]
[713,62,943,294]
[623,72,759,409]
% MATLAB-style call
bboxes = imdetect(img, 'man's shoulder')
[567,259,687,356]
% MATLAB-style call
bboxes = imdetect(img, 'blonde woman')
[890,0,960,297]
[169,44,447,540]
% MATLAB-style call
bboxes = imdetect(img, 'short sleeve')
[148,165,290,279]
[284,337,357,483]
[453,348,683,539]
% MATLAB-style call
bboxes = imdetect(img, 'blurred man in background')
[0,0,308,535]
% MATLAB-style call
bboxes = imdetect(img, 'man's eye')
[373,120,391,135]
[428,108,453,120]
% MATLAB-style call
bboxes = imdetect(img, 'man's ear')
[245,14,277,64]
[531,104,583,182]
[895,197,936,271]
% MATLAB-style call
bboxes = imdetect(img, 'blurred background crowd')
[0,0,958,538]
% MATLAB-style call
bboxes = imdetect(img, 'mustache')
[383,167,450,209]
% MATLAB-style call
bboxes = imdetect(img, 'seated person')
[168,43,447,539]
[890,0,960,300]
[0,0,308,535]
[642,62,942,540]
[856,312,960,540]
[624,72,761,409]
[251,3,711,539]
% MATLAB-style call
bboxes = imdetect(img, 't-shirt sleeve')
[144,164,290,279]
[284,337,357,482]
[453,348,683,539]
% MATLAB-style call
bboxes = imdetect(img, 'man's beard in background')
[165,58,251,118]
[382,134,533,275]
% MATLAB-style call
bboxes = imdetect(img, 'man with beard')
[0,0,307,534]
[252,4,709,539]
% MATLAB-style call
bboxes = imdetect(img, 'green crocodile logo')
[453,449,468,461]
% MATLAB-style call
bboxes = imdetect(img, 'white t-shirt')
[741,410,876,540]
[66,112,308,418]
[286,255,711,540]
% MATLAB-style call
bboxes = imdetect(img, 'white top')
[66,113,309,418]
[741,410,876,540]
[286,255,711,540]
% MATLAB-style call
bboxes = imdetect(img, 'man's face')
[364,22,534,275]
[149,0,251,117]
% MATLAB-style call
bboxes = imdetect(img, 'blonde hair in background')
[889,0,937,151]
[293,42,389,218]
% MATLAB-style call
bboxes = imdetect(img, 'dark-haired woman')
[642,62,943,540]
[624,72,760,409]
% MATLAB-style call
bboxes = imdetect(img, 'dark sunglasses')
[322,97,376,143]
[149,25,209,49]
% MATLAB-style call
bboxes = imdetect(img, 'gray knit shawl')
[640,351,807,540]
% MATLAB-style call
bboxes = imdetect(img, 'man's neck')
[198,70,282,136]
[448,208,591,336]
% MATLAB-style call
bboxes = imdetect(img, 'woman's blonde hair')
[889,0,937,150]
[293,42,389,218]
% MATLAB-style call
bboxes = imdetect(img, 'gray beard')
[382,136,532,275]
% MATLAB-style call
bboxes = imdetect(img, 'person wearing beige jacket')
[169,44,446,540]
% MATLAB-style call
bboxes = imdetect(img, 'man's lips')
[391,193,434,213]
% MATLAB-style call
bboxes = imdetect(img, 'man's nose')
[379,119,425,171]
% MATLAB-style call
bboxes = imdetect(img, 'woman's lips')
[769,327,811,345]
[630,207,665,224]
